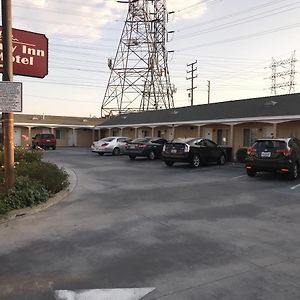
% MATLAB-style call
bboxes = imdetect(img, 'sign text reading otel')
[0,27,48,78]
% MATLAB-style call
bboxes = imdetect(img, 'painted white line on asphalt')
[231,175,247,180]
[54,288,156,300]
[290,183,300,190]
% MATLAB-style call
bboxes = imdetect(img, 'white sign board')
[0,82,22,112]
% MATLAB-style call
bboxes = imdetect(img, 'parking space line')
[231,175,247,180]
[290,183,300,190]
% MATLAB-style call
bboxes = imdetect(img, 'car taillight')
[184,144,190,153]
[247,147,256,155]
[138,144,146,148]
[276,148,292,156]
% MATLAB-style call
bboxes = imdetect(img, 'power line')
[177,0,290,31]
[176,2,300,40]
[178,22,300,50]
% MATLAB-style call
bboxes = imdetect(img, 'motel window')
[56,129,65,140]
[243,128,258,147]
[217,129,229,146]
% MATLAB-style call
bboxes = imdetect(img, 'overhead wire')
[176,1,300,40]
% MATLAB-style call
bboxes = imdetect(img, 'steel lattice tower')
[101,0,175,117]
[269,50,297,95]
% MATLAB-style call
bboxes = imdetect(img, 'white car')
[91,136,131,156]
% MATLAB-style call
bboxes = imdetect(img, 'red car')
[32,133,56,150]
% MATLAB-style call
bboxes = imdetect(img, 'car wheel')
[217,154,226,165]
[191,154,200,168]
[98,152,104,156]
[52,146,56,150]
[247,169,256,177]
[148,150,156,160]
[129,155,136,160]
[289,163,298,180]
[165,161,174,167]
[112,147,120,156]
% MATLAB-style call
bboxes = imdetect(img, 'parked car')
[125,137,168,160]
[245,138,300,179]
[32,133,56,150]
[162,137,226,168]
[91,136,131,156]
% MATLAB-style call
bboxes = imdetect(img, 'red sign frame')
[0,27,48,78]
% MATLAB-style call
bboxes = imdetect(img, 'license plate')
[171,149,177,154]
[261,152,271,158]
[130,145,136,149]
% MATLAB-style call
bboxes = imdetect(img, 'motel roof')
[98,93,300,128]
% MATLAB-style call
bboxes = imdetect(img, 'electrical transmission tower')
[268,50,297,95]
[101,0,175,117]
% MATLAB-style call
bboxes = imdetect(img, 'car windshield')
[253,140,286,151]
[40,134,55,139]
[132,138,151,143]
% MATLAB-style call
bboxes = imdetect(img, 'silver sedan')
[91,136,131,156]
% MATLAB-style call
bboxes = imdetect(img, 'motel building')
[5,114,103,148]
[96,93,300,160]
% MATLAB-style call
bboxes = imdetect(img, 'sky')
[5,0,300,117]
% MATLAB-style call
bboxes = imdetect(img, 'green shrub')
[0,147,43,166]
[16,161,69,194]
[1,176,50,211]
[236,148,248,163]
[15,147,43,163]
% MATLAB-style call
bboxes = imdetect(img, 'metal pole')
[1,0,15,189]
[207,80,211,104]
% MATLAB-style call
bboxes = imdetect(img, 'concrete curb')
[0,168,77,225]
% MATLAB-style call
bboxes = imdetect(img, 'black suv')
[245,138,300,179]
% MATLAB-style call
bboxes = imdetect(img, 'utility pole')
[1,0,15,189]
[207,80,211,104]
[186,60,197,106]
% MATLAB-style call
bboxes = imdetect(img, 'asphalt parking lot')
[0,148,300,300]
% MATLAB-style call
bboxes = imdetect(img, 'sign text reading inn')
[0,27,48,78]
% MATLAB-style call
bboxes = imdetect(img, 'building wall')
[77,128,93,147]
[122,128,135,139]
[233,122,273,154]
[277,121,300,138]
[174,125,198,138]
[153,126,173,140]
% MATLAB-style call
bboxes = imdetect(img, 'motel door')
[14,128,22,146]
[204,128,213,140]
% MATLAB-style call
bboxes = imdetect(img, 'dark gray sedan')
[162,137,226,168]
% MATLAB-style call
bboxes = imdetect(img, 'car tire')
[98,152,104,156]
[129,155,136,160]
[217,154,226,165]
[112,147,121,156]
[148,150,156,160]
[52,146,56,150]
[165,161,174,167]
[191,154,201,168]
[247,169,256,177]
[289,163,298,180]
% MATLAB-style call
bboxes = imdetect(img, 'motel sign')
[0,27,48,78]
